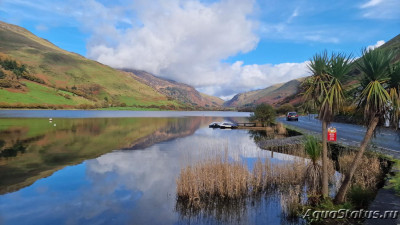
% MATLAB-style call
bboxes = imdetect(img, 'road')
[277,115,400,154]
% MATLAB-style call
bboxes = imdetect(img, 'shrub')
[21,73,45,84]
[348,186,375,209]
[249,103,276,126]
[0,58,27,79]
[0,69,5,79]
[0,79,12,88]
[77,104,96,109]
[304,135,322,193]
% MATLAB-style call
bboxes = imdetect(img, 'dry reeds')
[280,185,301,219]
[275,123,287,135]
[176,154,308,206]
[176,155,250,205]
[338,152,382,190]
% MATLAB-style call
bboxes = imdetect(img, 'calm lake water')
[0,111,302,225]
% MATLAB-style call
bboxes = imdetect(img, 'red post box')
[328,127,337,141]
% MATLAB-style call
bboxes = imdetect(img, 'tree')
[321,53,352,197]
[249,103,276,126]
[334,48,394,203]
[303,51,330,197]
[303,51,352,198]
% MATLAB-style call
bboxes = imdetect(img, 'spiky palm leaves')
[304,51,352,123]
[320,53,353,122]
[303,51,352,198]
[304,51,330,108]
[335,48,395,203]
[304,136,322,194]
[357,48,393,121]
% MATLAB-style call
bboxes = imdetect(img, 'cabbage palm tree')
[304,51,351,198]
[304,51,330,197]
[335,48,394,203]
[319,53,352,196]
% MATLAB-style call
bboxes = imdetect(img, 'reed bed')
[176,155,250,204]
[338,152,382,190]
[280,185,302,219]
[176,154,308,206]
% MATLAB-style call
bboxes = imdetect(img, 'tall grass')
[176,154,307,206]
[338,152,382,190]
[280,185,302,219]
[176,155,250,205]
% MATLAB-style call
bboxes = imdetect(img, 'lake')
[0,111,302,225]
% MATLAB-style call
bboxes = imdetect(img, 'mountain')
[226,34,400,109]
[0,21,185,109]
[224,78,305,107]
[125,69,224,108]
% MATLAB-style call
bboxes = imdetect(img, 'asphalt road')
[277,115,400,153]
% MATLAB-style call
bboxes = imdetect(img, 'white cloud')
[367,40,385,50]
[197,61,309,98]
[359,0,400,19]
[360,0,384,8]
[287,8,299,23]
[73,0,309,98]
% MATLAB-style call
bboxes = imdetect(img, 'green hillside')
[224,78,305,107]
[0,21,184,109]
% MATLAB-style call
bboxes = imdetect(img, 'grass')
[387,159,400,195]
[0,81,91,105]
[99,107,162,111]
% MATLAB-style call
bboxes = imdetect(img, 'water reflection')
[0,117,205,194]
[0,116,302,225]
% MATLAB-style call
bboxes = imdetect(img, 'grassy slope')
[200,93,224,106]
[0,21,183,108]
[224,78,306,107]
[224,83,282,107]
[0,81,92,105]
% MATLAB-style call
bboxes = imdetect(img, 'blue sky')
[0,0,399,99]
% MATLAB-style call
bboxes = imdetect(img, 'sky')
[0,0,399,100]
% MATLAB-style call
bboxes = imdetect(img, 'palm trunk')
[334,116,380,204]
[322,121,328,197]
